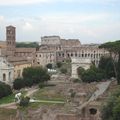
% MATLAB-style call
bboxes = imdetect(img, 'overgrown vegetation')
[19,96,30,107]
[0,82,12,99]
[99,40,120,84]
[13,67,50,90]
[46,63,53,69]
[16,42,39,48]
[77,56,116,83]
[101,88,120,120]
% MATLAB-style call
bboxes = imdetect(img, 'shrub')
[60,67,67,74]
[23,67,50,84]
[19,96,30,107]
[13,78,25,90]
[24,78,33,87]
[39,83,45,89]
[56,62,62,68]
[0,82,12,98]
[77,67,85,78]
[46,63,53,69]
[73,79,81,83]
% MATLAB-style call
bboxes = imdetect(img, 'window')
[3,73,6,81]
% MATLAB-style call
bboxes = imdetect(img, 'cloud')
[22,22,34,31]
[0,0,119,5]
[0,11,120,44]
[0,0,49,5]
[0,15,4,22]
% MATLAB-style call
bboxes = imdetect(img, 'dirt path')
[0,86,39,109]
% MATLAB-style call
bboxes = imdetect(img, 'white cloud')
[0,0,49,5]
[22,22,34,31]
[0,0,119,5]
[0,15,4,22]
[0,12,120,44]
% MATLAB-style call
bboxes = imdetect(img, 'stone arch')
[71,58,91,78]
[3,73,6,81]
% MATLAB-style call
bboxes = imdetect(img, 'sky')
[0,0,120,44]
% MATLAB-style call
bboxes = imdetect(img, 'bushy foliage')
[60,67,67,74]
[77,67,85,78]
[73,78,81,83]
[16,42,39,48]
[19,96,30,107]
[101,88,120,120]
[46,63,53,69]
[99,40,120,84]
[0,82,12,98]
[13,78,25,90]
[24,78,33,87]
[80,65,105,83]
[99,56,115,78]
[56,62,62,68]
[14,67,50,90]
[23,67,50,84]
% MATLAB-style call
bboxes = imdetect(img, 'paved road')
[77,81,111,110]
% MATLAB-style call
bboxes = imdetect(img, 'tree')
[101,88,120,120]
[19,96,30,107]
[46,63,53,69]
[60,67,67,74]
[113,97,120,120]
[24,78,33,87]
[56,62,62,68]
[77,67,85,78]
[16,42,39,48]
[13,78,25,90]
[99,56,115,78]
[81,66,105,83]
[22,67,50,84]
[0,82,12,98]
[99,40,120,84]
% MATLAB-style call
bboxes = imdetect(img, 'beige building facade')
[36,36,109,67]
[0,48,14,84]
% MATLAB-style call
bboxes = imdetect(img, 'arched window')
[3,73,6,81]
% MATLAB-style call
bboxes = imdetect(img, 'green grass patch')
[32,88,65,101]
[0,94,14,105]
[0,90,27,105]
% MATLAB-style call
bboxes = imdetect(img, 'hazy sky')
[0,0,120,44]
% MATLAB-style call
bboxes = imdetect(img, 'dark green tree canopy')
[99,40,120,84]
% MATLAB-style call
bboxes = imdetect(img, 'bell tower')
[6,25,16,55]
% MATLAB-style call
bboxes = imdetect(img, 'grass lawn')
[0,94,14,105]
[0,90,27,105]
[32,88,65,101]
